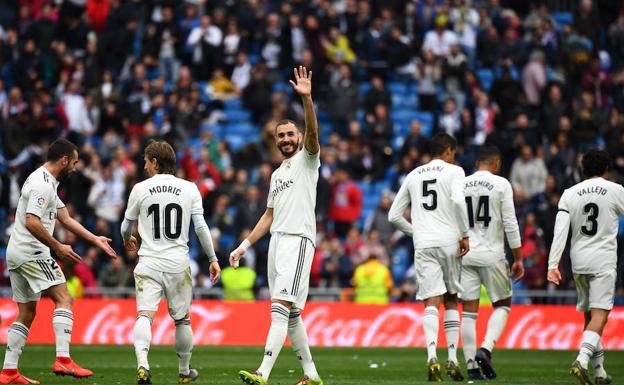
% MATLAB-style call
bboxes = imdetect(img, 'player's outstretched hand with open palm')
[547,268,562,286]
[289,66,312,97]
[510,260,525,282]
[95,236,117,259]
[209,261,221,284]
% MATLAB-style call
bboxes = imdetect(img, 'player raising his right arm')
[548,149,624,385]
[460,146,524,381]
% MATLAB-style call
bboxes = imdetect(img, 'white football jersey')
[389,159,469,249]
[462,170,521,266]
[548,177,624,274]
[7,167,65,269]
[267,149,320,245]
[124,174,204,272]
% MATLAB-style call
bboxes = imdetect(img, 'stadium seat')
[223,122,257,136]
[477,69,494,91]
[225,109,252,122]
[224,133,259,151]
[358,82,371,95]
[363,194,380,210]
[387,82,407,95]
[552,12,573,27]
[224,97,242,109]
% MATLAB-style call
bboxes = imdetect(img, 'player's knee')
[272,299,292,310]
[53,292,73,309]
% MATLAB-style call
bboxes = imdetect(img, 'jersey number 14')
[465,196,492,228]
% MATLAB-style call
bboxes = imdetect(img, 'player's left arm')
[450,168,470,256]
[387,175,414,237]
[547,191,571,285]
[502,182,523,281]
[57,206,117,259]
[290,66,319,155]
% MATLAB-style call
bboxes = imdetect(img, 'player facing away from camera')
[388,133,470,382]
[230,66,323,385]
[548,149,623,385]
[460,146,524,381]
[1,138,117,385]
[121,140,221,385]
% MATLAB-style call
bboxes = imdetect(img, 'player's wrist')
[239,239,251,251]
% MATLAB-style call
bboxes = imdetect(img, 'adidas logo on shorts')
[280,288,288,294]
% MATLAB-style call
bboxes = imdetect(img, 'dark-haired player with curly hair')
[548,148,624,385]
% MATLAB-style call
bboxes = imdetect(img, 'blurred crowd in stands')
[0,0,623,304]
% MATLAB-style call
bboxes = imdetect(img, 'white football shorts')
[134,262,192,320]
[414,244,462,300]
[574,269,616,312]
[10,258,66,303]
[460,260,512,303]
[268,232,314,310]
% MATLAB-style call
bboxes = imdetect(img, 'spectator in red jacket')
[329,167,363,237]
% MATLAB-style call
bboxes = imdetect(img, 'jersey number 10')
[147,203,183,240]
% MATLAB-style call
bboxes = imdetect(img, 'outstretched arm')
[229,208,274,268]
[290,66,319,154]
[57,207,117,259]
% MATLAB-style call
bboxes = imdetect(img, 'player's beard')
[277,138,300,158]
[58,164,73,181]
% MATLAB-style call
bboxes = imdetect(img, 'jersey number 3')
[148,203,182,240]
[580,203,599,236]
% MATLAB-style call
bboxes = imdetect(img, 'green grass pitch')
[13,345,624,385]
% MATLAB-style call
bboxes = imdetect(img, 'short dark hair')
[47,138,78,162]
[430,133,457,156]
[476,145,501,163]
[582,148,611,178]
[275,119,302,133]
[144,140,177,175]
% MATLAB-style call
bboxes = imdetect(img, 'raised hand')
[289,66,312,97]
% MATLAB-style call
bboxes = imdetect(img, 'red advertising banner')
[0,299,623,350]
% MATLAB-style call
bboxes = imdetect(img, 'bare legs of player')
[578,309,610,377]
[256,299,320,383]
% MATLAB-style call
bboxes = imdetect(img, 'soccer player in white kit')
[1,139,117,385]
[388,133,470,381]
[230,66,323,385]
[121,140,221,385]
[459,146,524,381]
[547,149,623,385]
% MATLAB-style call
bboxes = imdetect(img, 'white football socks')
[577,330,600,369]
[461,312,478,369]
[3,322,29,369]
[53,308,73,358]
[134,315,152,370]
[423,306,439,362]
[257,303,290,381]
[175,319,193,375]
[444,309,460,364]
[288,309,320,381]
[591,340,607,378]
[481,306,510,353]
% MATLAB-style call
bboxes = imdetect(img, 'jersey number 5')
[580,203,599,236]
[422,179,437,210]
[466,196,492,227]
[147,203,182,240]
